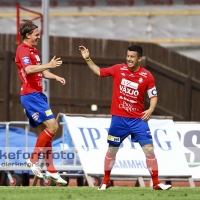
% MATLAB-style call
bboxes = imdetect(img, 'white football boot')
[153,183,172,190]
[45,171,67,185]
[26,158,43,178]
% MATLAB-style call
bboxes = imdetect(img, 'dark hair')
[19,19,38,40]
[128,44,143,57]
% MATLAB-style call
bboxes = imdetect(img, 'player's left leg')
[36,121,67,185]
[142,144,172,190]
[142,144,159,186]
[131,118,171,190]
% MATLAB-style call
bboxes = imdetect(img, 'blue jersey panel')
[108,116,153,147]
[20,92,54,128]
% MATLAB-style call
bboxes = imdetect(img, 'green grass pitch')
[0,186,199,200]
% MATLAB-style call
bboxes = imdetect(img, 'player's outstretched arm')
[79,45,100,76]
[24,56,62,74]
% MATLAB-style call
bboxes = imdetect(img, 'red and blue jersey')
[100,64,157,118]
[15,43,43,95]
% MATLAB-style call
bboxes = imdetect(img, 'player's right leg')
[98,116,129,190]
[44,171,67,185]
[98,145,119,190]
[42,140,67,185]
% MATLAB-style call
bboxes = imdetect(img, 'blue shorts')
[20,92,54,128]
[107,116,153,147]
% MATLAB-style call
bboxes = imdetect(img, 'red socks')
[146,155,160,186]
[44,141,57,173]
[30,129,54,164]
[103,152,159,185]
[103,152,116,183]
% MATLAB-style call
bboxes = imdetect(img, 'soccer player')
[15,19,67,185]
[79,45,172,190]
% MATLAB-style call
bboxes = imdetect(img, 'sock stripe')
[44,129,53,137]
[146,157,156,161]
[105,156,115,159]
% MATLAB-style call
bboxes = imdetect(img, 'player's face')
[30,28,40,46]
[126,50,141,69]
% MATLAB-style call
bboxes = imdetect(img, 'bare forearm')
[86,58,100,76]
[25,63,51,74]
[79,46,100,76]
[141,97,157,121]
[42,70,58,79]
[25,56,63,74]
[149,97,158,112]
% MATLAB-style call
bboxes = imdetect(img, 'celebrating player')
[79,44,172,190]
[15,19,67,185]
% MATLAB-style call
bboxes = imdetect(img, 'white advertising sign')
[174,122,200,179]
[63,116,191,177]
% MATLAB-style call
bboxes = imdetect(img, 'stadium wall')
[0,34,200,125]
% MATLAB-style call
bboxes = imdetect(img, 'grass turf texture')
[0,187,199,200]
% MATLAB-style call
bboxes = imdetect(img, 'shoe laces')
[35,162,42,171]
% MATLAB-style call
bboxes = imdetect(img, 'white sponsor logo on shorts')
[108,135,120,142]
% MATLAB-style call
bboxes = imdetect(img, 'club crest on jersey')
[32,112,39,121]
[138,78,143,83]
[22,57,31,65]
[45,109,53,116]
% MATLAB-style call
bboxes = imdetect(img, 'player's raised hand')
[49,56,62,68]
[79,46,90,60]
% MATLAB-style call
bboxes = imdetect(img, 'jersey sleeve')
[147,73,158,98]
[18,47,32,68]
[100,64,118,77]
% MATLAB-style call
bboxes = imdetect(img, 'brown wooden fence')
[0,34,200,124]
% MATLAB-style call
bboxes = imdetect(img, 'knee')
[146,149,154,156]
[108,145,119,155]
[48,121,59,134]
[52,121,59,134]
[142,145,154,156]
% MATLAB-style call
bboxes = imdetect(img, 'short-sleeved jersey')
[100,63,157,118]
[15,43,43,95]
